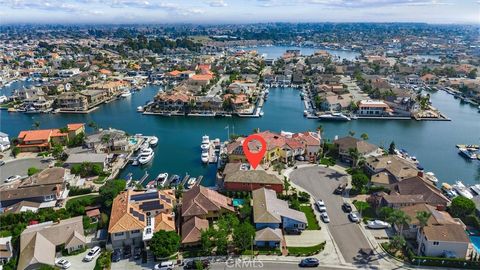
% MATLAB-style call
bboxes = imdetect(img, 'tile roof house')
[17,217,87,270]
[16,123,85,152]
[222,163,284,193]
[334,136,382,165]
[0,167,69,209]
[181,185,234,222]
[394,176,450,207]
[181,217,209,247]
[254,227,283,248]
[400,204,469,258]
[365,155,420,187]
[252,187,307,231]
[108,189,176,248]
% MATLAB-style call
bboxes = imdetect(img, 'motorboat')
[459,148,477,159]
[156,173,169,187]
[149,136,158,147]
[259,110,264,117]
[121,90,132,97]
[201,152,209,163]
[137,106,144,112]
[425,172,439,184]
[367,220,390,229]
[470,184,480,196]
[441,182,457,198]
[140,147,153,156]
[146,181,156,189]
[318,112,351,121]
[168,175,180,187]
[132,159,139,166]
[186,177,197,189]
[138,150,154,165]
[452,181,474,199]
[201,143,209,151]
[201,135,210,145]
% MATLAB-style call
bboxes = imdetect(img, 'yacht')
[156,173,169,187]
[138,148,154,165]
[201,135,210,145]
[470,184,480,196]
[137,106,144,112]
[459,148,477,159]
[452,181,474,199]
[149,136,159,147]
[259,110,264,117]
[0,95,8,103]
[424,172,439,184]
[201,143,209,151]
[318,112,351,121]
[168,175,180,187]
[121,90,132,98]
[201,152,209,163]
[186,177,197,189]
[140,147,153,156]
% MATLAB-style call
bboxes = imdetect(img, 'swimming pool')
[129,138,138,145]
[470,235,480,253]
[232,198,245,207]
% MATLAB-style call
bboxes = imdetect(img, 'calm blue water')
[243,45,360,61]
[470,236,480,253]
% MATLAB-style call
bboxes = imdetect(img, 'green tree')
[415,211,432,255]
[239,200,252,221]
[348,148,362,168]
[354,201,370,218]
[387,209,411,236]
[390,235,406,251]
[200,228,215,255]
[449,196,476,219]
[99,179,126,209]
[149,230,180,258]
[388,141,396,155]
[378,207,394,220]
[233,222,255,251]
[28,167,41,176]
[351,172,369,192]
[51,144,64,160]
[360,133,369,140]
[12,146,20,158]
[59,126,69,134]
[467,68,477,79]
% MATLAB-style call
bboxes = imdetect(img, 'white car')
[320,212,330,223]
[5,175,21,183]
[316,200,326,212]
[348,213,360,223]
[154,261,174,270]
[55,258,71,269]
[367,220,390,229]
[83,246,101,262]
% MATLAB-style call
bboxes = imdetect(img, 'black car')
[184,259,210,269]
[133,247,142,260]
[111,249,122,262]
[284,228,302,235]
[123,246,131,259]
[299,257,319,267]
[334,183,347,195]
[342,202,352,213]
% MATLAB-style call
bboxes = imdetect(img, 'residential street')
[289,166,377,265]
[0,157,50,183]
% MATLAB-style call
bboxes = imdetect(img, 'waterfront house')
[320,93,353,112]
[16,123,85,152]
[334,136,382,165]
[364,155,419,187]
[0,131,10,152]
[56,92,89,111]
[357,100,392,116]
[108,189,176,248]
[222,163,284,193]
[292,131,322,161]
[17,216,87,270]
[394,176,450,207]
[0,167,70,209]
[84,128,129,153]
[181,185,235,222]
[400,204,469,258]
[181,217,209,247]
[253,187,307,230]
[80,89,107,109]
[0,236,13,264]
[420,74,438,85]
[152,90,193,112]
[65,153,110,170]
[223,94,250,111]
[87,80,129,97]
[255,227,283,248]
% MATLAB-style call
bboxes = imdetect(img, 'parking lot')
[0,157,50,184]
[289,166,376,265]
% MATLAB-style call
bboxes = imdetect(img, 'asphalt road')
[290,166,377,265]
[207,261,352,270]
[0,157,49,183]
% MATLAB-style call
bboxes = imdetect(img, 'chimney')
[436,204,446,211]
[417,171,424,178]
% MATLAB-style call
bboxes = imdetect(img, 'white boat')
[137,106,144,112]
[201,152,209,163]
[318,112,351,121]
[149,136,158,146]
[140,147,153,156]
[452,181,474,199]
[201,143,209,151]
[132,159,139,166]
[425,172,439,184]
[138,151,154,165]
[367,220,390,229]
[201,135,210,145]
[121,90,132,98]
[156,173,169,187]
[470,184,480,196]
[187,177,197,189]
[0,95,8,103]
[259,110,264,117]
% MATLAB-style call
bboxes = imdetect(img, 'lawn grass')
[287,242,326,256]
[93,175,107,184]
[67,194,100,205]
[300,205,320,230]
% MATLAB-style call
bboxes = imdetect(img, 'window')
[131,230,140,234]
[114,232,124,237]
[433,241,439,246]
[146,228,152,234]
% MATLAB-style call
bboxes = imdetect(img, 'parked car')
[284,227,302,235]
[334,183,347,194]
[320,212,330,223]
[111,249,122,262]
[299,257,319,267]
[367,220,390,229]
[123,246,131,259]
[154,261,175,270]
[315,200,326,212]
[5,175,21,183]
[133,247,142,260]
[341,202,352,213]
[348,213,360,223]
[55,258,71,269]
[184,259,210,269]
[83,246,101,262]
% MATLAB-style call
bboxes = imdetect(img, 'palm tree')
[415,211,432,255]
[360,133,369,140]
[387,209,411,236]
[348,148,360,168]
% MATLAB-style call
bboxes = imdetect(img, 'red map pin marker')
[242,134,267,169]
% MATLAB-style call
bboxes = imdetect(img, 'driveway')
[0,157,50,184]
[62,250,96,270]
[289,166,376,265]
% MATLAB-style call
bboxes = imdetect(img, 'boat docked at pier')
[121,90,132,98]
[424,172,439,184]
[137,147,154,165]
[186,177,197,189]
[155,173,169,187]
[201,135,210,145]
[149,136,158,147]
[201,152,209,163]
[318,112,351,121]
[458,148,477,159]
[452,181,474,199]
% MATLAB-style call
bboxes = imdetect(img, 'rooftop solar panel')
[139,201,163,211]
[130,191,158,202]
